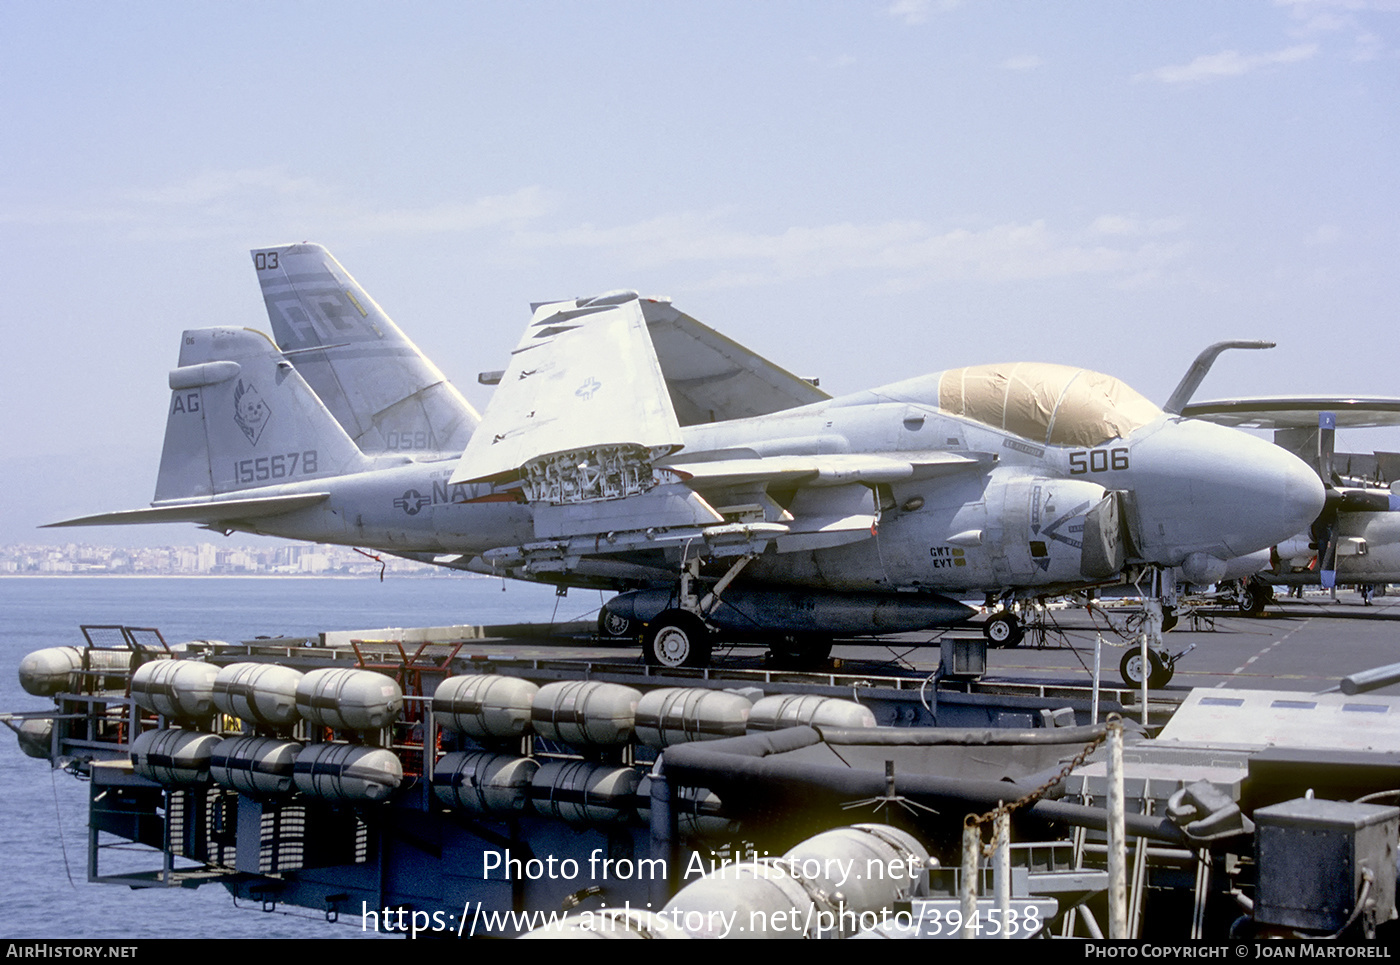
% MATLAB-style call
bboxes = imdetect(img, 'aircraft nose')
[1129,420,1325,563]
[1216,432,1326,556]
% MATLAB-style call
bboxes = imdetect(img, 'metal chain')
[963,713,1120,853]
[1085,600,1151,651]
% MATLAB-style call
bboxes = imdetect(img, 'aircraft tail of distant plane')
[251,243,479,457]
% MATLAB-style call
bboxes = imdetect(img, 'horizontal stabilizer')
[44,493,329,528]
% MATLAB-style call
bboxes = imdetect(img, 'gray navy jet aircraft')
[48,244,1326,670]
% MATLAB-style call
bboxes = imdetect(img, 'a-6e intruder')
[49,244,1325,677]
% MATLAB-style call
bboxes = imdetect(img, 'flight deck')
[384,590,1400,699]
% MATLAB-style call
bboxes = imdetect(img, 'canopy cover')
[938,363,1161,448]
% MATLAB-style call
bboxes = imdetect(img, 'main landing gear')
[643,609,712,668]
[639,555,752,670]
[635,555,841,671]
[641,615,835,670]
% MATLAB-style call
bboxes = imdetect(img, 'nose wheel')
[1120,647,1175,689]
[1236,578,1273,617]
[982,611,1024,648]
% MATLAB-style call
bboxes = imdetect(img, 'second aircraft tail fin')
[251,243,479,457]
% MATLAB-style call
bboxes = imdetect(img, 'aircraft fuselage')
[213,371,1323,596]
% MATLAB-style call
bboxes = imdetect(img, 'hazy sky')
[3,1,1398,546]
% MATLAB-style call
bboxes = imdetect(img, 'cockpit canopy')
[937,363,1162,448]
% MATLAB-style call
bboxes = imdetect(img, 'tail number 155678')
[234,450,318,484]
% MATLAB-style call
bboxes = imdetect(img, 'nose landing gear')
[1120,647,1172,689]
[982,611,1024,648]
[1234,577,1274,617]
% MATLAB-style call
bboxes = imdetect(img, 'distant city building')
[0,542,452,578]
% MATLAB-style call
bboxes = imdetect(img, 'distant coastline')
[0,542,455,578]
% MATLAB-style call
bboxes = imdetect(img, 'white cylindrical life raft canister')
[636,775,733,837]
[209,735,301,797]
[295,668,403,732]
[18,647,136,697]
[293,743,403,803]
[531,680,641,747]
[663,860,817,939]
[15,718,53,759]
[432,675,539,740]
[431,751,538,815]
[746,693,876,731]
[129,728,222,786]
[530,759,641,826]
[780,824,930,929]
[213,662,304,728]
[634,687,751,749]
[130,659,221,722]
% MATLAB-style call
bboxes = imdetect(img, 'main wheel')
[983,612,1023,648]
[643,610,712,668]
[1120,648,1172,689]
[597,608,637,639]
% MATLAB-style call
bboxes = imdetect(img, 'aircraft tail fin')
[155,328,374,500]
[251,243,479,456]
